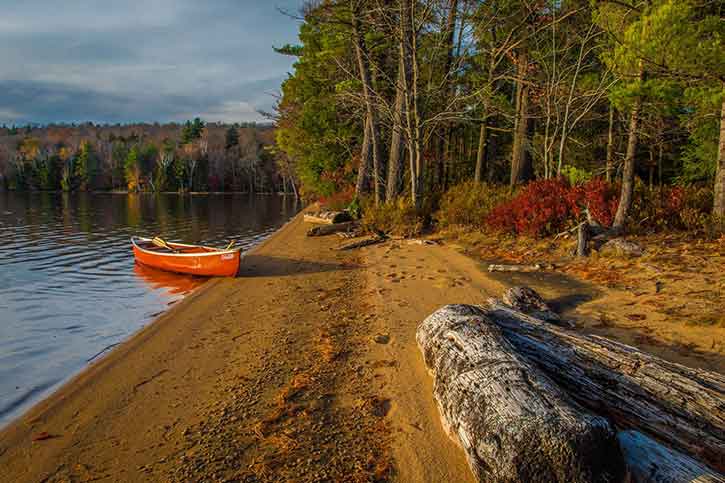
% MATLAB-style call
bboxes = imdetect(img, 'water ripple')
[0,192,300,427]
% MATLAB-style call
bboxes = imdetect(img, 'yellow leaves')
[18,137,41,160]
[59,146,72,161]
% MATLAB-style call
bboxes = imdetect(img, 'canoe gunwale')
[131,236,241,258]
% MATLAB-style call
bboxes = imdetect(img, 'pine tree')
[124,147,140,192]
[74,141,96,191]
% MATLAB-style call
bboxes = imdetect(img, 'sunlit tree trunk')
[511,50,532,186]
[355,114,372,197]
[399,0,423,208]
[351,4,384,205]
[606,104,615,182]
[386,63,405,200]
[437,0,458,191]
[714,94,725,221]
[613,64,645,231]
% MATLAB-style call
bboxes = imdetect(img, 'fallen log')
[617,431,724,483]
[502,286,572,328]
[303,211,352,225]
[306,221,356,237]
[416,305,624,483]
[337,235,386,251]
[485,300,725,471]
[488,263,542,273]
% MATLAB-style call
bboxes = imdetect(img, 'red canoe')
[131,237,241,277]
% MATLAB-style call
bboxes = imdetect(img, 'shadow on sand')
[483,262,602,315]
[237,254,360,278]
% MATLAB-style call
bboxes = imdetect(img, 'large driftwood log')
[306,221,356,237]
[485,300,725,471]
[618,431,724,483]
[416,305,624,483]
[303,211,352,225]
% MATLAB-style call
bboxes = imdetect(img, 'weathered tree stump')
[617,431,725,483]
[485,300,725,471]
[416,304,624,483]
[577,222,590,257]
[303,211,352,225]
[306,221,356,237]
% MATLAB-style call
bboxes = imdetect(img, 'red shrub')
[575,178,620,227]
[486,178,619,237]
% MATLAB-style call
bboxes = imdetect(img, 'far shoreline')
[0,208,301,431]
[1,189,302,196]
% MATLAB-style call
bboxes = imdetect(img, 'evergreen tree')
[74,141,97,191]
[124,147,141,192]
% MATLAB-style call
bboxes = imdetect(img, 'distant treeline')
[0,119,298,195]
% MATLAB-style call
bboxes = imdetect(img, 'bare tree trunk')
[351,5,384,205]
[511,50,532,186]
[438,0,458,191]
[613,65,644,231]
[289,173,299,200]
[399,0,423,208]
[355,114,372,197]
[658,139,664,186]
[606,104,615,182]
[386,61,405,200]
[441,131,451,189]
[714,94,725,221]
[474,119,487,183]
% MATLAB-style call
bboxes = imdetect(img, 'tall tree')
[351,0,385,205]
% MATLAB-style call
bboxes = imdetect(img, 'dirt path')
[0,213,477,483]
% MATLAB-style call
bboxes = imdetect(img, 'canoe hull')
[131,238,240,277]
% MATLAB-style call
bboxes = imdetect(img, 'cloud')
[0,76,285,125]
[190,101,261,124]
[0,1,302,124]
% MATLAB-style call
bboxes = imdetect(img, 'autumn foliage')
[485,178,620,237]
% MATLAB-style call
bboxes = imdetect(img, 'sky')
[0,0,303,125]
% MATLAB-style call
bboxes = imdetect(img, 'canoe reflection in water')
[133,263,206,297]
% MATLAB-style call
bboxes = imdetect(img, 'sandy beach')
[0,211,478,483]
[1,210,722,482]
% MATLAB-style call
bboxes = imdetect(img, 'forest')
[0,120,298,195]
[274,0,724,237]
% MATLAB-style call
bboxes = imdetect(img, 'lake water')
[0,192,300,426]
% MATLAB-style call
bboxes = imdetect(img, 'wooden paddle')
[224,240,236,251]
[151,236,179,253]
